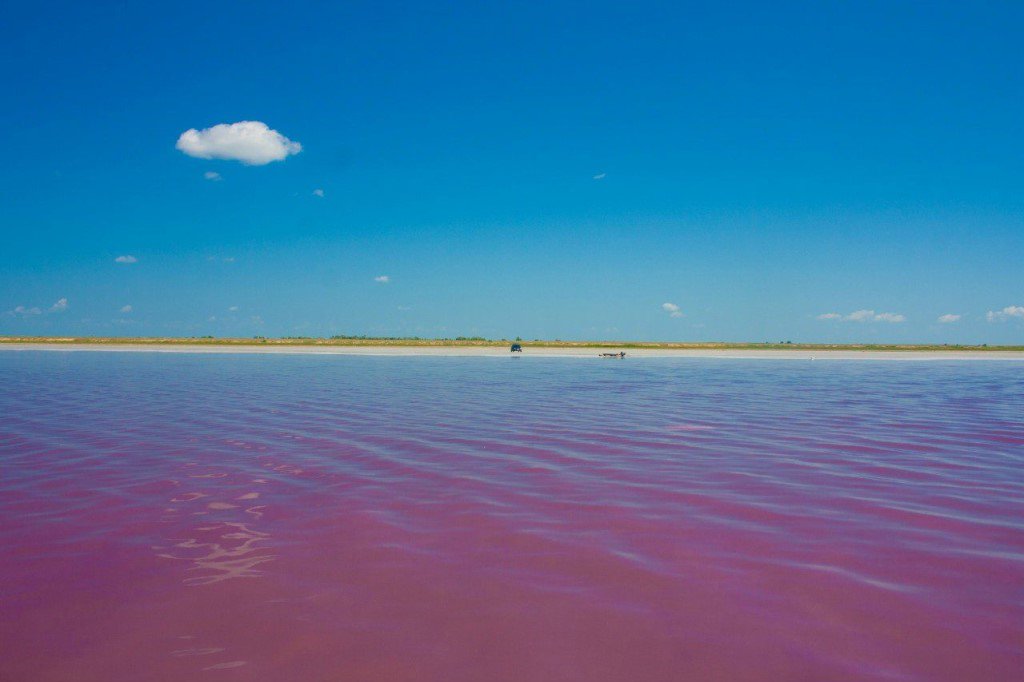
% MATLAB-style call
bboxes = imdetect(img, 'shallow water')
[1,352,1022,681]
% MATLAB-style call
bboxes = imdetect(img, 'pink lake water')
[1,352,1022,681]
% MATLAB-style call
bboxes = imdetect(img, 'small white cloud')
[7,300,69,315]
[661,302,683,318]
[114,255,138,264]
[593,173,606,180]
[397,305,412,311]
[312,188,325,197]
[8,305,42,317]
[120,305,133,314]
[986,305,1024,322]
[228,305,239,312]
[937,314,961,324]
[820,309,905,323]
[176,121,302,166]
[204,171,222,181]
[374,275,390,284]
[845,309,876,322]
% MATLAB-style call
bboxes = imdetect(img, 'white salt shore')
[3,343,1024,361]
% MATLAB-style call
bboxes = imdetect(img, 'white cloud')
[661,302,683,318]
[176,121,302,165]
[120,305,133,314]
[115,255,138,264]
[986,305,1024,322]
[228,305,239,312]
[8,305,42,317]
[593,173,606,180]
[819,309,906,323]
[8,299,68,316]
[845,309,876,322]
[374,275,390,284]
[937,314,961,324]
[204,171,222,181]
[312,188,325,197]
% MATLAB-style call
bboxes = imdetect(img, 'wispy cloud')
[120,305,133,314]
[312,188,325,198]
[819,309,905,323]
[661,302,683,318]
[7,305,42,317]
[845,310,877,322]
[374,275,390,284]
[593,173,606,180]
[176,121,301,166]
[228,305,239,312]
[986,305,1024,322]
[114,255,138,264]
[204,171,222,181]
[937,314,961,323]
[7,297,68,316]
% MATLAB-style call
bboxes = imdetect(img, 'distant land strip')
[2,336,1022,352]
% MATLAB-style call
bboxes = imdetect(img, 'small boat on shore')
[599,352,626,358]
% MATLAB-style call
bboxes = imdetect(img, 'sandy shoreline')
[3,343,1024,360]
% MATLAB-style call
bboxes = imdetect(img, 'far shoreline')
[2,338,1023,360]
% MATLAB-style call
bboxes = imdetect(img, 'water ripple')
[1,353,1022,681]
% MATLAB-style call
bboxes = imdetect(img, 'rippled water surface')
[1,352,1023,681]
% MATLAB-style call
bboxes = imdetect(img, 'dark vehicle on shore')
[510,344,523,352]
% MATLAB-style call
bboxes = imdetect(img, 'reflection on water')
[0,352,1022,681]
[157,521,273,587]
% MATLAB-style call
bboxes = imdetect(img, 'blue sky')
[1,1,1021,342]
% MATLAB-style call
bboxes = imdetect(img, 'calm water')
[1,352,1022,681]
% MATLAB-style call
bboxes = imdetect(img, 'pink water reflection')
[1,353,1022,680]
